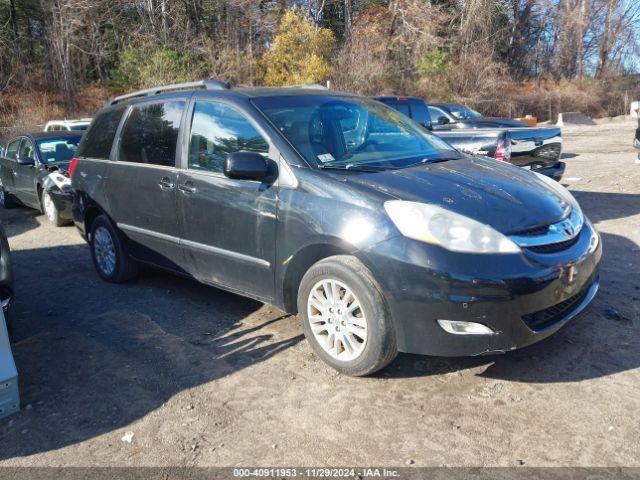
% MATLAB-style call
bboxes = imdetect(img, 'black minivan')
[71,81,601,376]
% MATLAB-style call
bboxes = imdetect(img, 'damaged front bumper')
[358,220,601,357]
[42,171,73,220]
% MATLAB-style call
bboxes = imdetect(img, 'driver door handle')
[158,177,175,190]
[178,181,197,194]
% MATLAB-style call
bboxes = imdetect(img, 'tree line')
[0,0,638,119]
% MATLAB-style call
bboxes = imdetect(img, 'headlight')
[384,201,520,254]
[534,172,582,217]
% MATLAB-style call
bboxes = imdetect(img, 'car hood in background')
[336,156,570,234]
[45,162,70,173]
[459,117,530,128]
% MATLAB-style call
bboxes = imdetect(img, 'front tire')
[41,190,67,226]
[298,255,398,376]
[0,181,16,209]
[90,215,138,283]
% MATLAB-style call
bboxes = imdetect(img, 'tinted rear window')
[37,136,82,164]
[77,107,125,159]
[118,101,185,167]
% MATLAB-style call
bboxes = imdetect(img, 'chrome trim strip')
[118,223,179,244]
[117,223,271,268]
[181,239,270,267]
[510,208,584,247]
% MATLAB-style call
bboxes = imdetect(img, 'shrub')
[415,49,454,100]
[109,46,206,91]
[261,9,336,86]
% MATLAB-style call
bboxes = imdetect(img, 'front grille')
[525,235,579,254]
[511,225,549,237]
[522,286,591,331]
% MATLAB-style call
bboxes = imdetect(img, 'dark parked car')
[0,224,13,330]
[425,103,530,130]
[376,96,565,180]
[72,81,601,376]
[0,131,80,225]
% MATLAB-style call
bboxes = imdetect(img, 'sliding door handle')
[178,181,197,194]
[158,177,175,190]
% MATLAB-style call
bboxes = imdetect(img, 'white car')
[43,119,92,132]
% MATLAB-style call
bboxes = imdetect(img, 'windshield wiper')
[404,156,460,168]
[316,163,391,172]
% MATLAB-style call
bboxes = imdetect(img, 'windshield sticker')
[317,153,335,163]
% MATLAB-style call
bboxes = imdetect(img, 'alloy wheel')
[43,192,57,223]
[93,226,117,276]
[307,278,368,362]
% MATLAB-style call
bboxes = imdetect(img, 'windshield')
[37,136,81,164]
[446,105,482,120]
[253,96,460,170]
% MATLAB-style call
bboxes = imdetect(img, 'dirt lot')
[0,119,638,467]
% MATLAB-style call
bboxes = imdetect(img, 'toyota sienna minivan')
[71,80,601,376]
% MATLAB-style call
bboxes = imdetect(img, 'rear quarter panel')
[71,159,109,236]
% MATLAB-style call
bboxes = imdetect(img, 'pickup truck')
[0,131,81,226]
[375,96,565,180]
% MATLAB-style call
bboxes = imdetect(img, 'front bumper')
[530,161,566,181]
[47,188,73,220]
[359,220,601,356]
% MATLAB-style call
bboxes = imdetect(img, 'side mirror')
[224,152,270,181]
[437,116,450,125]
[17,156,35,165]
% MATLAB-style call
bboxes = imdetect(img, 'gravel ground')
[0,119,638,467]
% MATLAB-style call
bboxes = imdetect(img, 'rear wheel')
[90,215,138,283]
[41,190,67,226]
[298,255,397,376]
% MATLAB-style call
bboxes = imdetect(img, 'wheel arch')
[84,204,108,241]
[281,241,355,314]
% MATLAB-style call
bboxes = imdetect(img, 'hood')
[462,117,529,128]
[336,156,571,234]
[46,162,70,173]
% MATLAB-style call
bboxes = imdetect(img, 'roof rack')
[108,79,231,106]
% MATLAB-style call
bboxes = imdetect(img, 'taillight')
[494,138,512,162]
[68,157,79,179]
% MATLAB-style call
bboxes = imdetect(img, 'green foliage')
[108,46,206,91]
[416,49,453,77]
[415,49,455,100]
[261,9,336,86]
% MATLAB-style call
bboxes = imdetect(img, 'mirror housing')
[224,152,271,181]
[17,156,35,165]
[437,116,450,125]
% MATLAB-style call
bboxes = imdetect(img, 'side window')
[428,106,449,123]
[77,107,126,160]
[410,100,431,126]
[5,139,21,160]
[18,139,35,159]
[119,101,185,166]
[188,101,268,173]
